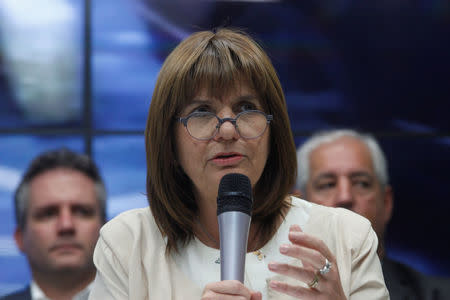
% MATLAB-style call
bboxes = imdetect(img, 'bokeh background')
[0,0,449,295]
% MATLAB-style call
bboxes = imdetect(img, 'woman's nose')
[214,119,240,141]
[213,107,240,141]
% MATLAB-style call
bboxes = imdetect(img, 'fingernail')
[289,231,302,239]
[290,224,302,231]
[269,281,279,288]
[280,244,289,253]
[268,262,278,270]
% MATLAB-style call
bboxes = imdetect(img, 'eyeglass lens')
[187,111,268,140]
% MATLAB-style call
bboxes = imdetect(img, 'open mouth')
[216,153,238,159]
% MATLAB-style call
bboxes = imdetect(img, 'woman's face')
[175,83,270,203]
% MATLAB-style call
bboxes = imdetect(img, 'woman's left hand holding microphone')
[201,280,262,300]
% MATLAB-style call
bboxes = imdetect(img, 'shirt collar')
[31,280,93,300]
[30,281,48,300]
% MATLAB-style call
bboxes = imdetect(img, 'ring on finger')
[319,258,332,276]
[308,273,320,289]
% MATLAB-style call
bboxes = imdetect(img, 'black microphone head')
[217,173,252,216]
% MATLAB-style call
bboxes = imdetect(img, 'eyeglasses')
[178,110,273,141]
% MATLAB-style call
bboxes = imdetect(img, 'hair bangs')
[184,38,267,102]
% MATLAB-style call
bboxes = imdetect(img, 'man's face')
[305,136,392,240]
[14,168,103,276]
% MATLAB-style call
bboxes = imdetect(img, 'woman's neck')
[195,216,264,252]
[194,193,291,252]
[195,188,220,248]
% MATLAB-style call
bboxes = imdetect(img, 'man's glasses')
[178,110,273,141]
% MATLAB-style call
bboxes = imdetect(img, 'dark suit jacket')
[0,286,31,300]
[383,258,450,300]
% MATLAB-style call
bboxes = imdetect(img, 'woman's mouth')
[212,152,243,166]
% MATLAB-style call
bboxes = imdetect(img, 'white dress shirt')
[30,280,92,300]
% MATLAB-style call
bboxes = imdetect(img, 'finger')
[250,291,262,300]
[279,243,324,270]
[268,261,316,283]
[202,293,248,300]
[202,293,249,300]
[289,224,302,232]
[288,224,334,268]
[203,280,252,298]
[288,231,335,263]
[269,280,318,298]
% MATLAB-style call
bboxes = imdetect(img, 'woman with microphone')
[89,28,389,299]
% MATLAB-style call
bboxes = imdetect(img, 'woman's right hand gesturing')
[201,280,262,300]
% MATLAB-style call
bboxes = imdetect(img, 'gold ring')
[308,273,319,289]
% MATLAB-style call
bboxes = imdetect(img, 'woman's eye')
[240,102,257,111]
[192,105,212,113]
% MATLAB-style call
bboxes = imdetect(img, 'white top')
[172,197,310,299]
[89,196,389,299]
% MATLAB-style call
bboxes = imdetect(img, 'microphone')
[217,173,253,283]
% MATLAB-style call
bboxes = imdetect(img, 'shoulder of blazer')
[382,257,450,300]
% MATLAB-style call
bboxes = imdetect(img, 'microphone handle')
[218,211,251,283]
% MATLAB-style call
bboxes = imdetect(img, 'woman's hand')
[201,280,262,300]
[268,225,347,300]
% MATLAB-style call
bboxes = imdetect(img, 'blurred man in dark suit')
[296,129,450,300]
[0,148,106,300]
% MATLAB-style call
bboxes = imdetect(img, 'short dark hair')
[14,148,107,228]
[145,28,297,254]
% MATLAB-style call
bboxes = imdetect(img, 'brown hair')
[145,28,297,254]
